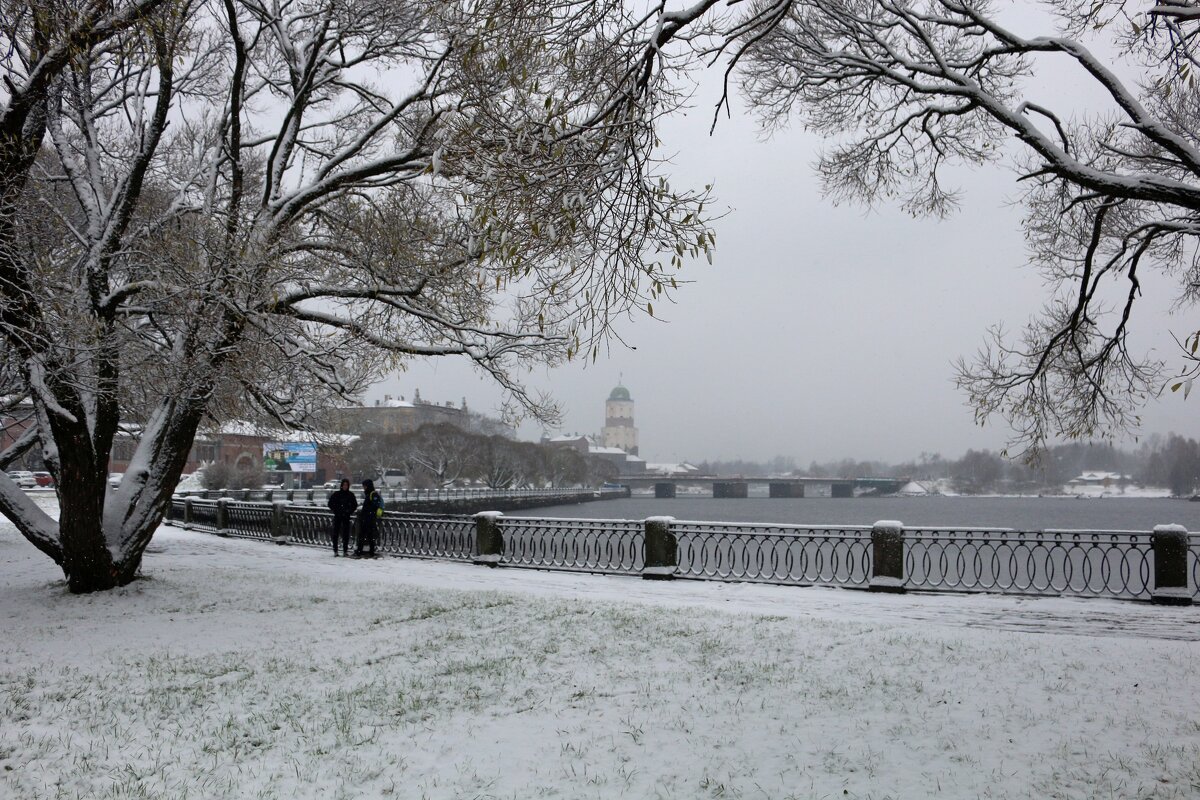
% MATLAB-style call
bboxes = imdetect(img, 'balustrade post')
[183,497,193,529]
[216,498,230,536]
[473,511,504,566]
[1152,524,1193,605]
[271,501,290,545]
[869,520,905,593]
[643,516,677,580]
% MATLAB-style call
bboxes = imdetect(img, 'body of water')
[523,495,1200,532]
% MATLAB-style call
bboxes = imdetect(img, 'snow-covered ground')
[2,522,1199,800]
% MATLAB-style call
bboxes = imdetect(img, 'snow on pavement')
[2,523,1199,799]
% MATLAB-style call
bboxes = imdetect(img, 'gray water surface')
[521,496,1200,531]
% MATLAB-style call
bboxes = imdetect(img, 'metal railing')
[502,515,645,574]
[376,513,476,560]
[164,501,1200,603]
[903,527,1155,598]
[672,521,872,586]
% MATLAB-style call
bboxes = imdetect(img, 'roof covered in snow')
[206,421,358,446]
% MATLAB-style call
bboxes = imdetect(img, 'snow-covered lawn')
[2,523,1199,800]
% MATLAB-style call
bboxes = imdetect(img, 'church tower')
[602,384,638,455]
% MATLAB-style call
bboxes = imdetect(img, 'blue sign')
[263,442,317,473]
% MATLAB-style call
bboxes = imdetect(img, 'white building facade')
[601,385,639,455]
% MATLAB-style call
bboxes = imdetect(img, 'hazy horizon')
[374,21,1197,466]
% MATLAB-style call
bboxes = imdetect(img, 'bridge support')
[831,482,854,498]
[654,482,677,499]
[768,482,804,498]
[712,481,748,499]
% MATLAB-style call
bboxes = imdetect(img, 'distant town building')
[324,390,469,436]
[106,422,355,485]
[644,462,701,476]
[601,384,638,455]
[542,434,591,454]
[541,384,646,476]
[1067,471,1131,488]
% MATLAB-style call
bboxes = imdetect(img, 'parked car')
[108,472,123,488]
[6,470,36,488]
[32,471,53,487]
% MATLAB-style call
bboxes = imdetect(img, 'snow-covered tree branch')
[711,0,1200,455]
[0,0,717,592]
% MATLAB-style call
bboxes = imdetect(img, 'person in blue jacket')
[356,478,384,557]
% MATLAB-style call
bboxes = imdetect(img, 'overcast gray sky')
[378,16,1197,466]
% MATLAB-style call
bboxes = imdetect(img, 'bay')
[520,495,1200,532]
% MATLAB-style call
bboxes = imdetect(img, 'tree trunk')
[57,478,122,593]
[53,421,124,593]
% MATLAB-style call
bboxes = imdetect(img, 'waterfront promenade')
[168,494,1200,604]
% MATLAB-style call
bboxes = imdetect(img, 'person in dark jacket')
[357,478,384,557]
[327,479,357,556]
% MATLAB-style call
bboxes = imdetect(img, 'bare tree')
[345,433,403,483]
[472,434,524,489]
[0,0,719,591]
[392,423,478,487]
[545,445,590,487]
[711,0,1200,455]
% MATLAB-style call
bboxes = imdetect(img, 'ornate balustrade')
[672,521,872,586]
[501,516,645,574]
[164,501,1199,604]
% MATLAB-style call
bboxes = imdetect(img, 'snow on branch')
[719,0,1200,454]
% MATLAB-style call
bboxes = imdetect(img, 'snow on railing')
[163,502,1199,603]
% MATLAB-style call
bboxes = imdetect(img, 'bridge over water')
[618,475,906,498]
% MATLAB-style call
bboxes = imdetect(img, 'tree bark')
[56,434,120,593]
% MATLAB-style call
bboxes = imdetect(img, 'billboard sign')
[263,442,317,473]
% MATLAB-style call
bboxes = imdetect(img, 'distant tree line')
[698,435,1200,496]
[345,424,617,490]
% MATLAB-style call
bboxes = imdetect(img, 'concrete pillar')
[643,516,677,579]
[271,501,290,544]
[713,481,748,498]
[654,482,677,499]
[869,520,905,592]
[768,482,804,498]
[1152,524,1192,605]
[473,511,504,566]
[183,497,193,529]
[216,498,230,536]
[831,483,854,498]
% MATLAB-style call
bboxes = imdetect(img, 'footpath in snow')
[2,523,1198,799]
